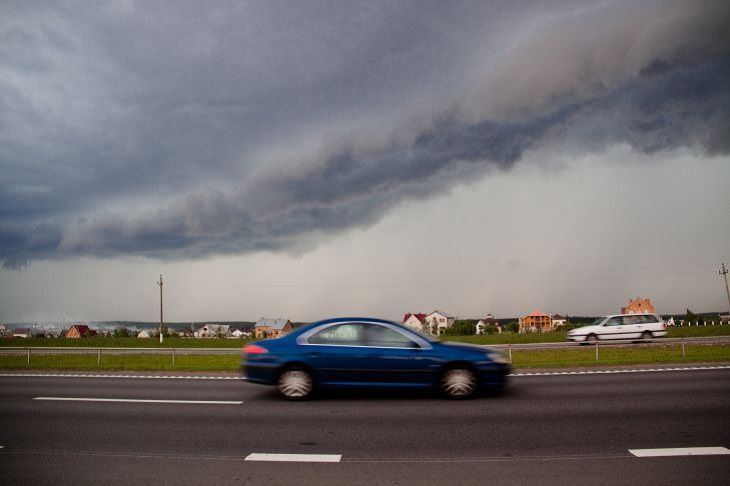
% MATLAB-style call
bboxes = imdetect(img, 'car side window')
[623,316,638,325]
[607,317,623,326]
[364,324,420,348]
[307,324,365,346]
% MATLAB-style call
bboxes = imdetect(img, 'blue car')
[242,317,509,400]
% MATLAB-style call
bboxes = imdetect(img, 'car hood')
[569,325,600,334]
[440,342,493,353]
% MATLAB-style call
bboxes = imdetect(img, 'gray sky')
[1,0,729,323]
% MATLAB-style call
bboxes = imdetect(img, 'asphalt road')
[1,367,728,485]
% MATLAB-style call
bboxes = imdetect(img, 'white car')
[567,314,667,343]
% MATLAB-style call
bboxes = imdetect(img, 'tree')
[113,326,130,338]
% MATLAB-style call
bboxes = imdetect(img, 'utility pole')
[157,274,164,344]
[720,263,730,315]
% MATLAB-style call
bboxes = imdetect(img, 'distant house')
[0,324,6,336]
[552,314,567,327]
[519,311,553,333]
[137,329,155,339]
[231,329,252,339]
[476,314,501,334]
[402,313,427,333]
[425,311,455,336]
[12,327,31,338]
[254,318,293,339]
[65,325,97,338]
[176,327,195,338]
[622,297,655,314]
[194,324,231,338]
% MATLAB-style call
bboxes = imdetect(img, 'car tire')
[641,331,653,341]
[586,334,598,343]
[440,366,477,399]
[277,366,314,400]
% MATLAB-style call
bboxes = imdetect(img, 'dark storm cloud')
[1,0,728,268]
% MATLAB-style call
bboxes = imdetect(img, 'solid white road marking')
[0,365,728,380]
[629,447,730,457]
[33,397,242,405]
[510,365,730,377]
[245,453,342,463]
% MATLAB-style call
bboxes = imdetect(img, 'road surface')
[1,367,728,485]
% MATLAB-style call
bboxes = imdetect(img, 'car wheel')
[586,334,598,343]
[440,366,477,399]
[277,366,314,400]
[641,331,653,341]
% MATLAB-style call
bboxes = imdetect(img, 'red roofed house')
[519,311,554,333]
[402,313,427,333]
[65,325,97,339]
[621,297,655,314]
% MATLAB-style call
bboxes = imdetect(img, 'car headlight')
[486,351,508,364]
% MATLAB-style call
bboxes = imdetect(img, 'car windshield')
[590,317,606,326]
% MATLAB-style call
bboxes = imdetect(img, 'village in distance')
[2,297,728,341]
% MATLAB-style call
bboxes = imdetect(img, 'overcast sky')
[1,0,729,323]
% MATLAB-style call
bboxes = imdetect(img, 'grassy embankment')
[0,326,728,371]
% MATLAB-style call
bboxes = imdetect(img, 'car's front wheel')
[277,366,314,400]
[641,331,653,341]
[440,366,477,399]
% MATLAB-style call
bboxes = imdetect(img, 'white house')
[194,324,231,338]
[552,314,567,327]
[426,310,455,335]
[476,314,501,335]
[231,329,252,339]
[402,313,427,333]
[137,329,155,339]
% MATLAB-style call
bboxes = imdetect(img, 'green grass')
[0,353,239,371]
[511,344,730,368]
[1,344,727,371]
[665,326,730,338]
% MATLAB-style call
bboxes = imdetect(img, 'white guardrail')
[0,336,728,366]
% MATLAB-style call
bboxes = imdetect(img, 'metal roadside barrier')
[484,336,730,364]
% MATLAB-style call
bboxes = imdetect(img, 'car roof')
[602,313,660,318]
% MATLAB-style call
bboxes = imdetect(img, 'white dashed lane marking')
[33,397,242,405]
[245,453,342,463]
[629,447,730,457]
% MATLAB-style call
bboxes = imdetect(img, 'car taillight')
[243,344,268,354]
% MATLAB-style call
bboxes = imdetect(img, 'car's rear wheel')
[440,366,477,399]
[277,366,314,400]
[641,331,653,341]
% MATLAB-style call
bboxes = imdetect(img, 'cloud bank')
[1,0,728,268]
